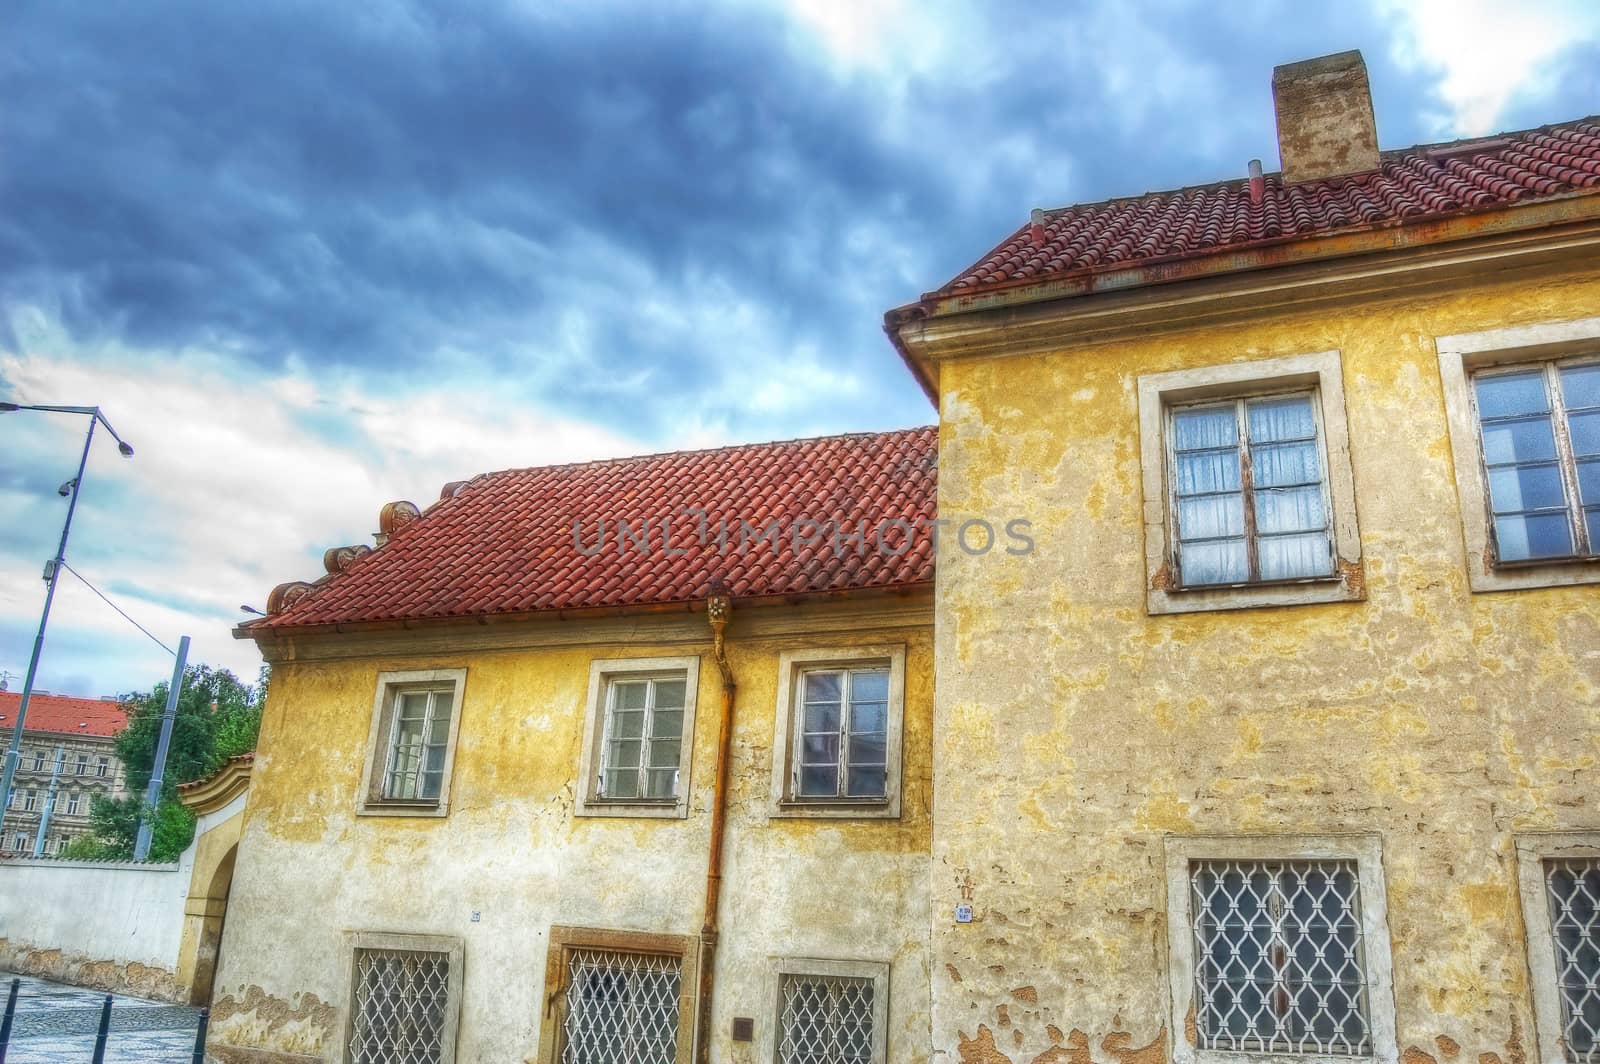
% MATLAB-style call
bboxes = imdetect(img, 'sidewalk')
[1,973,203,1063]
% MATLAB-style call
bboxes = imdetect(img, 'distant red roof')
[0,691,126,738]
[251,427,937,631]
[935,118,1600,298]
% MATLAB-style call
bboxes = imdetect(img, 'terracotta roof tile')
[938,118,1600,297]
[0,691,126,738]
[256,427,937,630]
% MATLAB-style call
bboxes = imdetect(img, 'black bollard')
[191,1007,210,1064]
[91,994,112,1063]
[0,976,18,1064]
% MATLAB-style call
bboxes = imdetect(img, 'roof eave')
[234,579,937,643]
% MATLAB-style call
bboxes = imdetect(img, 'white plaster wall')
[0,859,187,973]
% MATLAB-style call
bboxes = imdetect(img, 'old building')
[0,690,130,855]
[216,432,937,1062]
[888,49,1600,1064]
[211,50,1599,1064]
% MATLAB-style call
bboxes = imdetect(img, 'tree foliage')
[67,664,266,862]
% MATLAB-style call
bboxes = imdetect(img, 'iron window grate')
[1189,858,1372,1056]
[348,947,452,1064]
[1545,858,1600,1063]
[778,973,875,1064]
[561,948,683,1064]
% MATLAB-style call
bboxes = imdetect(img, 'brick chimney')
[1272,50,1380,184]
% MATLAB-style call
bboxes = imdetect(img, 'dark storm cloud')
[3,1,1448,436]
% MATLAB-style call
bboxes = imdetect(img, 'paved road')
[2,973,204,1063]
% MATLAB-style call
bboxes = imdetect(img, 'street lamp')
[0,404,134,840]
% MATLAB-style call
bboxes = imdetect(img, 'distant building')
[0,690,130,855]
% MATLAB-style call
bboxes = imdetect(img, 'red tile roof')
[253,427,937,631]
[937,118,1600,297]
[0,691,126,738]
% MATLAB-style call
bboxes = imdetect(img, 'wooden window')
[358,670,467,818]
[577,658,700,820]
[1168,392,1335,587]
[770,647,906,820]
[1471,359,1600,564]
[539,927,698,1064]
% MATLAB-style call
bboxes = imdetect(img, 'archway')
[175,754,253,1005]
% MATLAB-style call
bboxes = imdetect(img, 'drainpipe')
[694,594,735,1064]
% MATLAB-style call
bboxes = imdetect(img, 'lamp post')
[0,404,134,840]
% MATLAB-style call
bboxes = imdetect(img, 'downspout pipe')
[695,594,735,1064]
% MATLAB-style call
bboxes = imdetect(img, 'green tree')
[68,663,266,861]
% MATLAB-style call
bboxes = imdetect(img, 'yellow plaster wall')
[929,268,1600,1064]
[211,601,933,1063]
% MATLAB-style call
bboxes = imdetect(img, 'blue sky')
[3,0,1598,697]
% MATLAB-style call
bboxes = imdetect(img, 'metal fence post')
[91,993,112,1063]
[191,1006,210,1064]
[0,976,18,1063]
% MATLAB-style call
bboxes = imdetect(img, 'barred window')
[1472,360,1600,563]
[1544,858,1600,1063]
[347,941,460,1064]
[559,949,683,1064]
[1189,859,1372,1056]
[1168,392,1335,587]
[598,676,687,802]
[778,973,875,1064]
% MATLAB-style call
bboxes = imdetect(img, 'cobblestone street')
[2,974,204,1063]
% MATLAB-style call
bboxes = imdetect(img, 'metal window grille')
[1168,391,1335,587]
[348,947,453,1064]
[559,948,682,1064]
[380,685,454,802]
[1473,360,1600,563]
[1189,859,1372,1055]
[598,676,687,801]
[1544,858,1600,1063]
[777,973,876,1064]
[793,667,890,800]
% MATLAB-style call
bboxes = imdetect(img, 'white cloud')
[1381,0,1600,136]
[0,334,645,697]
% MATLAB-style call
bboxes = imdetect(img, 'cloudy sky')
[3,0,1598,698]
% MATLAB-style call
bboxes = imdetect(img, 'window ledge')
[575,798,687,820]
[357,801,448,819]
[1148,564,1364,615]
[770,799,898,821]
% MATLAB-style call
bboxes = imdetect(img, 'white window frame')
[763,957,890,1064]
[1438,316,1600,592]
[576,656,700,819]
[22,789,36,812]
[357,669,468,818]
[1163,834,1398,1064]
[338,930,465,1064]
[66,791,81,816]
[1515,832,1600,1064]
[96,757,108,778]
[1138,351,1364,615]
[75,754,88,775]
[769,646,906,820]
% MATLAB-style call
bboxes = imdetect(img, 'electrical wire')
[56,559,176,657]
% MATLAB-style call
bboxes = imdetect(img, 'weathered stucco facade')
[213,596,933,1063]
[917,263,1600,1064]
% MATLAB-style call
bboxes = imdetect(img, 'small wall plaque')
[732,1017,755,1042]
[954,903,974,923]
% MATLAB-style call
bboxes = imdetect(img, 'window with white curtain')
[1168,391,1335,587]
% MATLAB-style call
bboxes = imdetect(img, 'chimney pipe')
[1029,208,1047,249]
[1247,159,1264,205]
[1272,50,1380,184]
